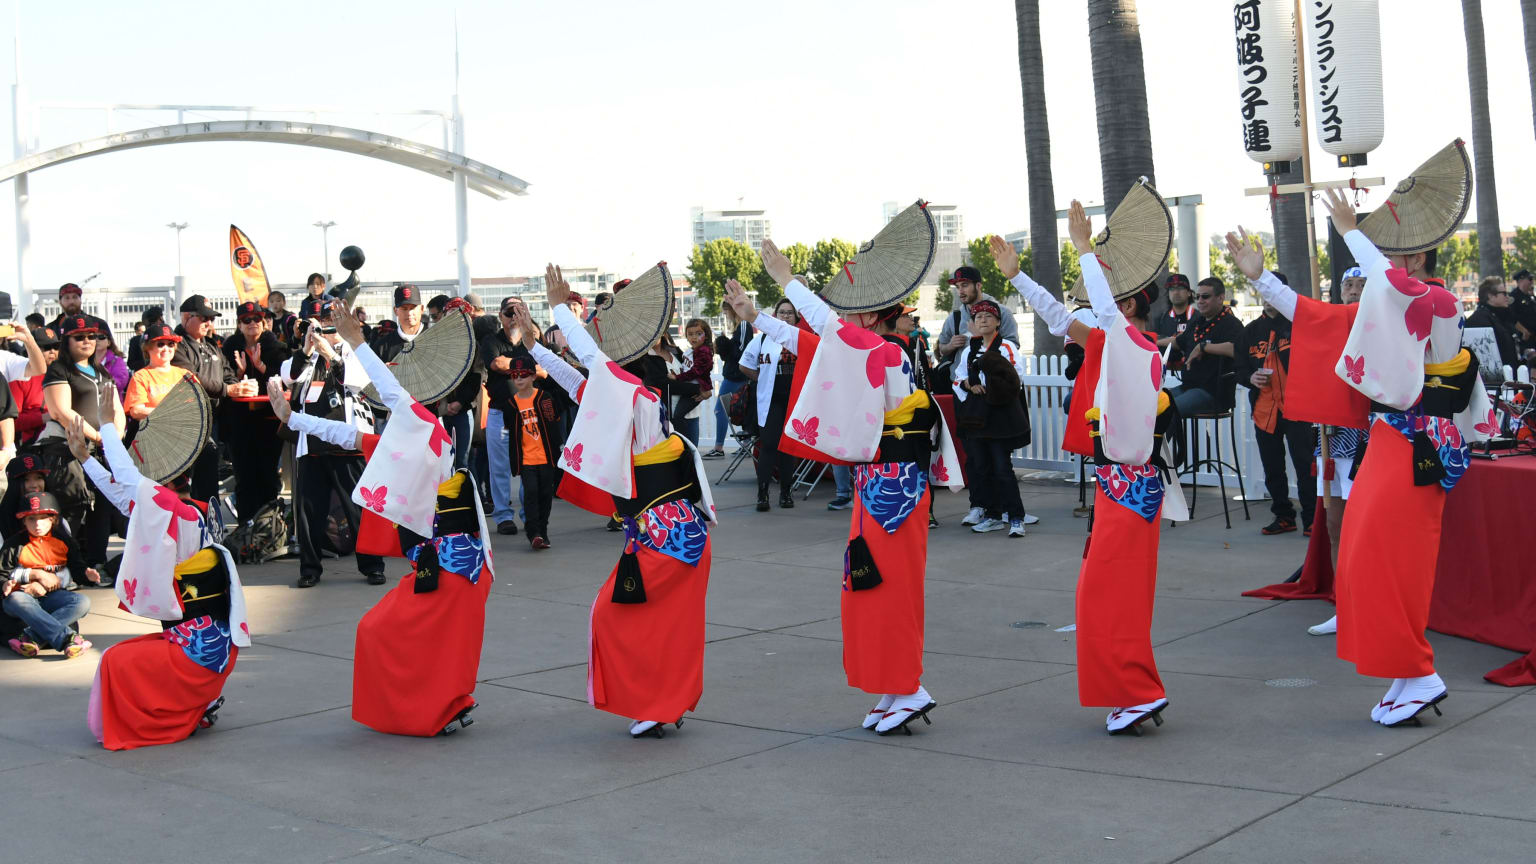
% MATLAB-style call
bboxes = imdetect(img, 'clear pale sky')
[0,0,1532,299]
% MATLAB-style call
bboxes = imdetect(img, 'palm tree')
[1523,1,1536,139]
[1271,167,1311,293]
[1014,0,1062,355]
[1463,0,1502,278]
[1086,0,1156,211]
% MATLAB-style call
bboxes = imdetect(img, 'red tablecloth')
[1242,457,1536,685]
[1429,457,1536,685]
[933,394,968,483]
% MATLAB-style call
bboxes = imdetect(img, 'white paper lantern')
[1305,0,1384,159]
[1232,0,1303,165]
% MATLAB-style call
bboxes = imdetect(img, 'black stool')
[1175,375,1250,529]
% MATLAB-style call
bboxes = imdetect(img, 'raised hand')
[233,349,247,376]
[1321,188,1357,235]
[1067,200,1094,254]
[331,299,366,349]
[1226,227,1266,280]
[988,235,1021,279]
[545,264,570,309]
[511,304,539,349]
[723,278,758,322]
[759,239,793,287]
[266,378,293,423]
[66,415,92,462]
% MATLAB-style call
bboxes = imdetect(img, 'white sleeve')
[1008,271,1074,337]
[552,304,605,368]
[1080,253,1119,329]
[751,313,801,356]
[739,336,763,372]
[783,278,833,335]
[83,456,137,516]
[287,411,363,449]
[0,352,28,381]
[530,343,586,400]
[1343,229,1390,276]
[1250,270,1299,320]
[55,566,72,590]
[349,342,409,411]
[97,424,146,491]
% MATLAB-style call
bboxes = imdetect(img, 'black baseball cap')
[58,282,82,297]
[509,355,537,377]
[7,452,49,480]
[58,315,106,337]
[1515,269,1532,282]
[144,322,182,344]
[17,491,60,517]
[394,284,421,308]
[300,296,335,319]
[948,266,982,285]
[179,294,220,318]
[1165,273,1191,291]
[235,301,263,321]
[30,327,59,350]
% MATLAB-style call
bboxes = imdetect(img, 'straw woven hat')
[819,200,937,313]
[129,373,211,484]
[585,262,675,365]
[1067,178,1173,304]
[362,308,476,410]
[1357,139,1472,254]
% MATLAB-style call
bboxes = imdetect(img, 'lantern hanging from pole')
[1232,0,1303,173]
[1305,0,1384,166]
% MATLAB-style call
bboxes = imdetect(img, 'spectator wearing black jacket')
[706,308,752,458]
[480,297,534,534]
[125,306,163,372]
[1169,277,1244,416]
[1236,280,1316,536]
[1465,277,1519,369]
[172,295,256,502]
[1508,269,1536,353]
[221,301,292,522]
[502,354,572,550]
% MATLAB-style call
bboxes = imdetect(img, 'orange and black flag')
[229,224,271,306]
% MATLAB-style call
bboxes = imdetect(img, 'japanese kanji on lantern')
[1305,0,1384,165]
[1231,0,1303,168]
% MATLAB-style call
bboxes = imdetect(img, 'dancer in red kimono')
[271,300,493,736]
[75,415,252,751]
[1224,144,1491,726]
[723,214,964,736]
[990,194,1188,735]
[518,265,716,739]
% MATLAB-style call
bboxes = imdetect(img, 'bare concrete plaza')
[4,474,1533,863]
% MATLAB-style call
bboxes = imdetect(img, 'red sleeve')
[1282,297,1370,427]
[1061,329,1104,457]
[774,332,854,467]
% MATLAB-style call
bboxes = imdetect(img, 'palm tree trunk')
[1523,0,1536,140]
[1272,168,1310,294]
[1014,0,1062,356]
[1463,0,1502,278]
[1086,0,1161,313]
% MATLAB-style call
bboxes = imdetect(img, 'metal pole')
[452,96,469,298]
[167,222,187,307]
[313,220,335,277]
[13,19,30,318]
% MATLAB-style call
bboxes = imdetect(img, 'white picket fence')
[698,356,1287,500]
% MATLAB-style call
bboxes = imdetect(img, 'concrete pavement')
[4,470,1532,863]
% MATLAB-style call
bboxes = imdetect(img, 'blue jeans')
[1169,384,1220,417]
[833,465,852,500]
[445,408,473,471]
[713,378,746,448]
[484,408,520,525]
[4,588,90,651]
[675,415,700,446]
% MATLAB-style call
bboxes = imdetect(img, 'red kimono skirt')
[1075,488,1166,708]
[90,634,237,751]
[588,539,712,722]
[353,562,492,736]
[841,489,930,696]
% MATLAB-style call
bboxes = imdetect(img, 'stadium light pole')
[313,220,336,278]
[167,221,187,306]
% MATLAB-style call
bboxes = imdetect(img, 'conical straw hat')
[362,308,476,410]
[1357,139,1472,254]
[585,262,675,365]
[1068,178,1173,304]
[819,200,937,313]
[128,373,211,484]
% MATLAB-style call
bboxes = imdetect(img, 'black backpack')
[228,499,290,564]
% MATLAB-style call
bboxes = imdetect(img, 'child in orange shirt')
[506,356,572,550]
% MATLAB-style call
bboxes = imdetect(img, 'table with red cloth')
[1243,457,1536,686]
[1429,457,1536,685]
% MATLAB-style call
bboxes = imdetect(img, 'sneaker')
[960,506,985,526]
[1020,513,1041,526]
[6,636,39,658]
[827,496,853,511]
[64,634,92,659]
[928,513,939,529]
[497,520,520,536]
[1302,522,1314,537]
[1008,519,1026,537]
[531,536,551,550]
[701,448,726,459]
[1261,517,1297,535]
[972,517,1007,534]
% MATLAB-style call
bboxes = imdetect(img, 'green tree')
[933,270,953,314]
[1438,234,1477,286]
[1508,225,1536,274]
[963,236,1022,301]
[1316,242,1331,288]
[748,241,809,310]
[1207,242,1231,287]
[686,238,761,315]
[1059,242,1082,296]
[808,239,858,290]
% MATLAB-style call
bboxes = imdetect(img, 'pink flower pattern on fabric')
[1342,354,1365,385]
[563,443,584,471]
[1387,268,1459,342]
[358,485,388,513]
[408,401,454,456]
[1474,408,1498,437]
[791,417,820,446]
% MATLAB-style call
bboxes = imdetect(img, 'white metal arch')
[0,120,529,199]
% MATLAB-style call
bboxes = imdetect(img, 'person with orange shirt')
[123,323,189,421]
[504,354,572,550]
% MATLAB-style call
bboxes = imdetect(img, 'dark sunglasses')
[239,317,262,325]
[69,333,98,342]
[1195,293,1216,300]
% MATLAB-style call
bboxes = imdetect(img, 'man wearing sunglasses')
[1465,277,1519,369]
[1168,277,1243,416]
[478,297,535,536]
[172,295,257,502]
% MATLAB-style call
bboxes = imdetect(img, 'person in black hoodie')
[1235,273,1316,536]
[221,301,292,522]
[172,295,257,502]
[499,349,573,550]
[1465,276,1519,369]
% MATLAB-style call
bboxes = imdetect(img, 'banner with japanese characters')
[1305,0,1384,158]
[1231,0,1302,165]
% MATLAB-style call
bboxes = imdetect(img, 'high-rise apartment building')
[691,207,771,251]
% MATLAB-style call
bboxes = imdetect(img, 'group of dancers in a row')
[77,141,1489,750]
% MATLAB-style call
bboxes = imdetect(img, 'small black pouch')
[1411,430,1446,487]
[843,536,883,592]
[412,541,440,594]
[610,522,647,604]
